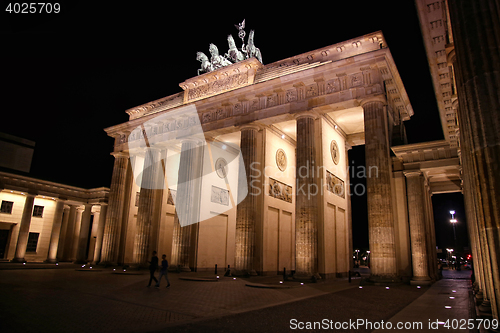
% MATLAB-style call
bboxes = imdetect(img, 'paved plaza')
[0,263,478,332]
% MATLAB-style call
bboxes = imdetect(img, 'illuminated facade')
[0,172,109,263]
[100,30,453,282]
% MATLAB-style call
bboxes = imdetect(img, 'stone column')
[61,205,77,261]
[75,204,92,264]
[295,113,320,279]
[71,207,84,260]
[56,206,70,260]
[132,148,162,267]
[100,152,129,264]
[171,139,204,271]
[423,182,438,281]
[362,98,398,282]
[235,126,259,275]
[11,193,36,263]
[345,143,354,271]
[404,171,431,285]
[92,204,108,264]
[45,199,66,263]
[448,1,500,317]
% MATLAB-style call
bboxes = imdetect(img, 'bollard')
[215,264,217,275]
[348,270,351,283]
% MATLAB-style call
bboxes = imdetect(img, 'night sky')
[1,2,467,251]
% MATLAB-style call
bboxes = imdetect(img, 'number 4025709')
[5,3,60,13]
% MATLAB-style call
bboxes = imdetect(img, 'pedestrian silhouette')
[147,251,158,287]
[155,254,170,288]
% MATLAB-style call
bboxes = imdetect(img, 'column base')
[97,261,118,267]
[10,258,26,263]
[44,259,58,264]
[410,277,432,286]
[179,265,192,272]
[475,290,484,305]
[478,300,492,314]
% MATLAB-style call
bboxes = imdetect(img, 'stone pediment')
[179,57,263,103]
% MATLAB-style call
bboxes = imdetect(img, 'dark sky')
[1,2,464,249]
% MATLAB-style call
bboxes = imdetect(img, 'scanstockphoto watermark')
[248,161,379,198]
[290,318,424,330]
[289,318,499,331]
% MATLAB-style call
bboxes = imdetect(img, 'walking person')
[155,254,170,288]
[147,251,159,287]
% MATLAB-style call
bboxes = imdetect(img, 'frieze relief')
[187,72,249,102]
[326,170,345,198]
[126,114,201,144]
[211,185,229,206]
[269,177,292,203]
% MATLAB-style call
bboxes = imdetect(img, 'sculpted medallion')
[276,148,287,172]
[215,157,228,178]
[330,140,340,165]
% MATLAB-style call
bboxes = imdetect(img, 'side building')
[0,172,109,263]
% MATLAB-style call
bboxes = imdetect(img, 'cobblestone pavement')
[0,264,473,333]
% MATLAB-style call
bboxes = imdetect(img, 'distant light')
[90,267,92,269]
[113,269,116,271]
[452,290,456,293]
[23,262,26,265]
[279,281,283,284]
[56,263,59,266]
[216,276,219,279]
[233,277,236,280]
[386,287,390,289]
[450,219,457,223]
[281,134,285,139]
[359,286,363,289]
[450,210,456,215]
[221,144,227,150]
[417,286,421,289]
[445,306,452,309]
[301,283,304,285]
[82,265,85,268]
[334,125,338,129]
[449,296,455,299]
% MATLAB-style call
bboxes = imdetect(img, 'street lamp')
[450,210,457,248]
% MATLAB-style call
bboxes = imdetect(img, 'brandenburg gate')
[99,27,440,284]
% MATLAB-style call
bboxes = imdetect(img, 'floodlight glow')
[450,219,457,223]
[450,210,456,215]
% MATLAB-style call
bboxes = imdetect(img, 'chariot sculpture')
[196,19,262,75]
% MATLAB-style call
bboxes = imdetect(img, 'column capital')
[293,110,320,120]
[111,151,129,159]
[403,170,423,178]
[237,123,263,132]
[359,95,387,108]
[180,137,204,146]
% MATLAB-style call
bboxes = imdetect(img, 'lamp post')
[450,210,457,243]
